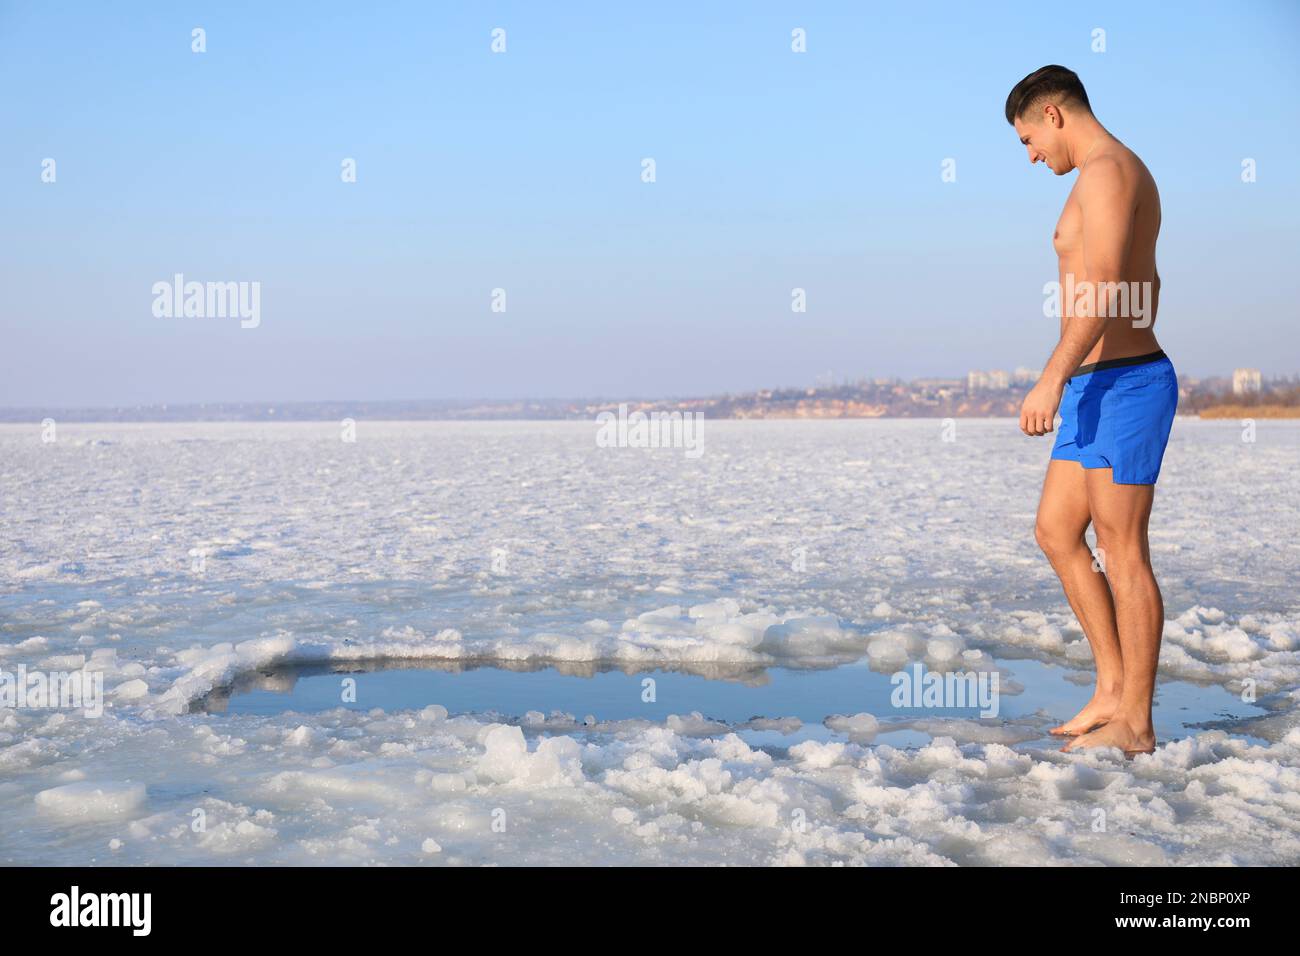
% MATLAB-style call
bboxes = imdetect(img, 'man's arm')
[1020,156,1139,436]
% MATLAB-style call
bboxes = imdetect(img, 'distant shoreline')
[1,409,1296,424]
[2,380,1296,425]
[1195,405,1300,419]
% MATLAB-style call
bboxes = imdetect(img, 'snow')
[1,418,1298,865]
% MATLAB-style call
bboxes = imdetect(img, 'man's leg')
[1063,469,1161,754]
[1034,459,1125,735]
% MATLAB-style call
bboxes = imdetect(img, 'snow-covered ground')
[1,419,1298,865]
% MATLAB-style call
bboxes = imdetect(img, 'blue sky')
[2,0,1297,405]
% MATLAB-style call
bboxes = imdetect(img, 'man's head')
[1005,65,1093,175]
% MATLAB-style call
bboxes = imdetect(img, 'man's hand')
[1020,378,1063,436]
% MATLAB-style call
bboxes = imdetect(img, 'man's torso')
[1054,142,1163,368]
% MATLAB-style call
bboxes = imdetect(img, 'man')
[1006,65,1178,755]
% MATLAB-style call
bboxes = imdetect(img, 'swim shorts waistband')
[1070,349,1168,380]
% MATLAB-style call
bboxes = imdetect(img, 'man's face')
[1013,112,1067,175]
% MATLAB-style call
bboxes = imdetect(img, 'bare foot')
[1048,694,1119,737]
[1060,718,1156,756]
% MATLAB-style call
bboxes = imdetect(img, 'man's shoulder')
[1078,150,1141,201]
[1083,149,1133,178]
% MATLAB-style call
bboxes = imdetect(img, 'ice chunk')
[476,725,583,787]
[35,781,146,822]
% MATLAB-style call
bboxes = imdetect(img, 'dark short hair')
[1005,65,1091,124]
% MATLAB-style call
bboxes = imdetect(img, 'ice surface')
[1,419,1298,864]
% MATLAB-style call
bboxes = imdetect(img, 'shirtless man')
[1006,66,1178,755]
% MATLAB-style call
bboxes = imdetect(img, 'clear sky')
[2,0,1298,406]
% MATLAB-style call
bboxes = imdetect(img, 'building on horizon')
[1233,368,1262,395]
[967,369,1010,392]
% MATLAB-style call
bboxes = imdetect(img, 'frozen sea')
[1,418,1298,866]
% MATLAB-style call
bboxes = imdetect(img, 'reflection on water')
[200,656,781,711]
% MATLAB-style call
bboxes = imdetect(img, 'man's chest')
[1053,194,1084,261]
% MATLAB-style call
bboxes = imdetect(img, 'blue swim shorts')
[1050,350,1179,484]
